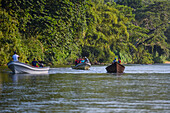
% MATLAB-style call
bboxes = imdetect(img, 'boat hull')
[7,61,49,74]
[71,62,91,70]
[106,62,125,73]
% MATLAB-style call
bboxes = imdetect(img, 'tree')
[116,0,142,9]
[134,1,170,63]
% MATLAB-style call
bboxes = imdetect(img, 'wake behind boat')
[106,62,125,73]
[71,62,91,70]
[7,61,50,74]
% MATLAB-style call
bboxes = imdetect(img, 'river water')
[0,64,170,112]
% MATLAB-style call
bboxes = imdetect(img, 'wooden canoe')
[106,62,125,73]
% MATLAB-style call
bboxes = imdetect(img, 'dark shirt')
[85,58,90,63]
[112,60,117,63]
[32,61,38,66]
[75,60,78,65]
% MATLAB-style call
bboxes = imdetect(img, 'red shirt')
[118,60,121,63]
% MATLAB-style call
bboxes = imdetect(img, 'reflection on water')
[8,73,49,83]
[0,64,170,112]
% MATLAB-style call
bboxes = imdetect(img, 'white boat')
[71,62,91,70]
[7,61,50,74]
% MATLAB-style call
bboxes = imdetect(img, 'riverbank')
[1,61,170,67]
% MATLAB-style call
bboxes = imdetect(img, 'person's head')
[14,51,16,54]
[115,58,116,60]
[33,58,36,61]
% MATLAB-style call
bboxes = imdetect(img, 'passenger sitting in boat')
[25,60,29,64]
[75,58,78,65]
[80,57,84,63]
[12,51,20,61]
[39,63,44,67]
[118,58,121,64]
[78,57,82,63]
[32,58,39,67]
[112,58,117,64]
[25,58,29,64]
[85,57,90,63]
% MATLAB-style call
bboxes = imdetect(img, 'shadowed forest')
[0,0,169,66]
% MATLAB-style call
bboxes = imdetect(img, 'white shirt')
[12,54,19,61]
[85,58,90,63]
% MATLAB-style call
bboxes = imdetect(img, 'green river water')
[0,64,169,112]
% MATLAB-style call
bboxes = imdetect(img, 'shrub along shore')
[0,0,169,66]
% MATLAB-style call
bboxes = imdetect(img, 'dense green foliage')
[134,1,170,63]
[0,0,169,65]
[116,0,142,9]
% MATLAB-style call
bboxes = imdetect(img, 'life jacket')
[78,58,82,63]
[118,60,121,63]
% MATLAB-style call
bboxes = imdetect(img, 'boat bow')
[7,61,49,74]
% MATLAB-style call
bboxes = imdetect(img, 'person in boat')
[85,57,90,63]
[78,57,82,63]
[39,63,44,67]
[12,51,20,61]
[32,58,39,67]
[25,60,29,64]
[81,57,85,63]
[75,58,79,65]
[118,58,121,64]
[38,60,45,67]
[25,58,29,64]
[112,58,117,64]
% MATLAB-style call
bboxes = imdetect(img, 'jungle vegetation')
[0,0,169,66]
